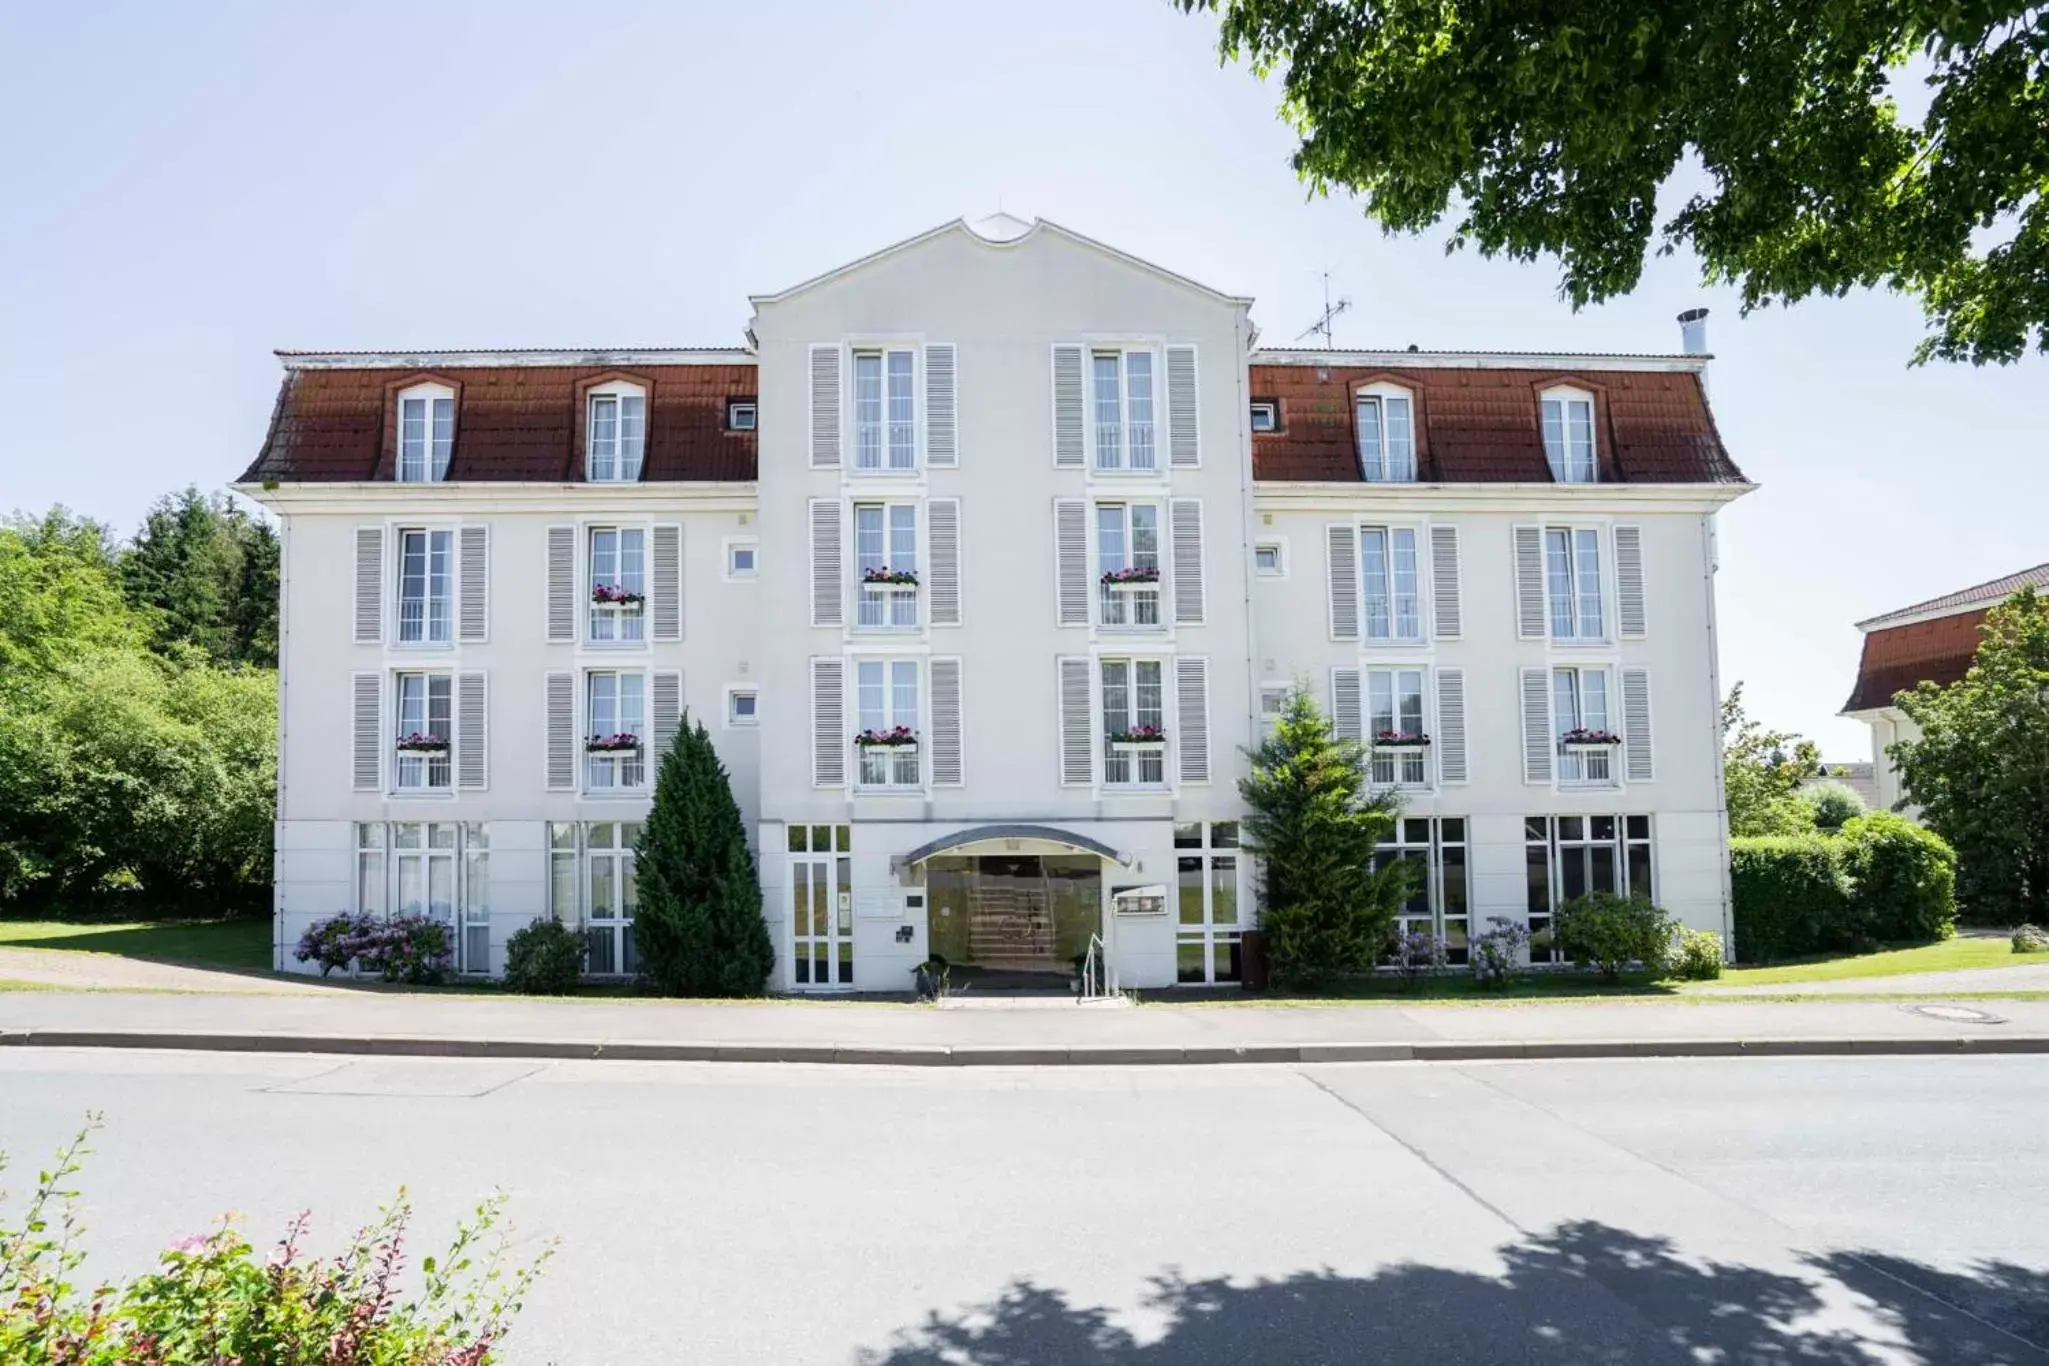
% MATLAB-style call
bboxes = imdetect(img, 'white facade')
[248,216,1749,988]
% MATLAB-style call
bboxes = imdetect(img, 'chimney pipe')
[1678,307,1710,356]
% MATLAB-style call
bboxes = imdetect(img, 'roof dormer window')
[587,382,647,482]
[395,383,455,483]
[1355,384,1416,482]
[1541,387,1597,484]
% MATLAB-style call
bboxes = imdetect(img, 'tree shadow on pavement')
[855,1221,2049,1365]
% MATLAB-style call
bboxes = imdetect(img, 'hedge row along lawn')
[0,918,271,973]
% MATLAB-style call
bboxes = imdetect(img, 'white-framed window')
[854,503,918,629]
[1097,502,1162,629]
[1553,665,1615,785]
[727,687,759,728]
[724,538,758,580]
[459,822,489,974]
[1544,527,1605,641]
[1091,348,1157,471]
[1367,667,1428,788]
[1249,400,1278,433]
[726,399,757,432]
[1254,541,1285,577]
[395,528,453,645]
[393,671,452,791]
[853,348,916,470]
[586,670,646,790]
[1541,388,1596,483]
[1175,821,1242,984]
[586,385,646,482]
[395,384,454,483]
[1356,387,1416,482]
[1258,684,1290,733]
[1376,817,1470,965]
[1526,815,1652,961]
[355,821,489,975]
[1361,526,1422,642]
[551,820,639,976]
[1101,657,1165,788]
[588,526,646,644]
[855,658,920,788]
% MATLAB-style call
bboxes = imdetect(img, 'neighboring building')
[1842,563,2049,814]
[239,215,1753,990]
[1807,762,1881,813]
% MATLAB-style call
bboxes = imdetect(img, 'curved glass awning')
[891,823,1131,872]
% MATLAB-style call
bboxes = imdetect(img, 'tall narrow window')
[586,671,646,790]
[392,823,458,934]
[1544,527,1605,641]
[397,388,454,483]
[1367,668,1428,787]
[1102,658,1165,787]
[1375,818,1469,965]
[1091,350,1157,470]
[1356,392,1416,482]
[853,349,915,470]
[1527,816,1650,962]
[855,659,921,788]
[854,503,919,629]
[1360,526,1421,641]
[1175,821,1242,984]
[1554,666,1614,784]
[394,672,452,790]
[589,527,646,643]
[396,528,452,645]
[1541,391,1596,483]
[581,821,640,975]
[1097,503,1161,629]
[586,388,646,482]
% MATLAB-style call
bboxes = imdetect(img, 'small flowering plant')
[855,725,918,747]
[591,582,645,606]
[395,731,450,753]
[1388,928,1448,987]
[585,732,640,752]
[1471,916,1532,989]
[1109,724,1167,745]
[1559,727,1622,747]
[1373,729,1431,747]
[1100,566,1160,586]
[862,566,919,586]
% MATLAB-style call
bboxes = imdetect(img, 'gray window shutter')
[351,672,381,791]
[651,523,682,641]
[930,656,964,785]
[1436,668,1468,783]
[457,670,488,790]
[545,671,575,790]
[1330,668,1362,741]
[652,670,682,760]
[812,658,845,787]
[1058,657,1094,786]
[546,525,576,643]
[457,525,489,642]
[1614,525,1647,638]
[810,499,843,627]
[1326,523,1359,640]
[1176,656,1210,785]
[810,344,842,468]
[1171,498,1206,625]
[354,527,383,643]
[1051,345,1085,467]
[1513,525,1546,640]
[1430,524,1461,639]
[1054,499,1089,627]
[1166,344,1199,467]
[1622,667,1654,781]
[928,497,962,626]
[925,343,957,467]
[1521,666,1554,784]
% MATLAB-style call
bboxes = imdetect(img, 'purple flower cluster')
[585,732,641,752]
[1471,916,1532,989]
[862,567,919,586]
[855,725,917,747]
[1373,730,1430,747]
[1099,566,1160,586]
[1388,928,1448,987]
[1109,725,1166,744]
[1560,727,1622,746]
[591,583,645,605]
[394,732,449,753]
[294,912,453,985]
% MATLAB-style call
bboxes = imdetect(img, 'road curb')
[4,1029,2047,1066]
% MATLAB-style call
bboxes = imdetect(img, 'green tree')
[1183,0,2049,364]
[634,716,774,995]
[122,487,279,668]
[1238,686,1412,983]
[1722,684,1822,837]
[1893,588,2049,925]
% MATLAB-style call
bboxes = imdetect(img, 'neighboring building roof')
[1247,363,1744,484]
[1841,608,1988,713]
[1806,762,1882,812]
[1855,562,2049,629]
[240,363,758,484]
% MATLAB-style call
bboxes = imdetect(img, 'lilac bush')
[1388,928,1447,988]
[295,913,453,985]
[1470,916,1532,990]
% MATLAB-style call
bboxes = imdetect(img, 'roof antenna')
[1296,270,1351,347]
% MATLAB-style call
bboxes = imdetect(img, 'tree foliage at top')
[1893,587,2049,924]
[1184,0,2049,364]
[123,487,280,668]
[1722,684,1823,837]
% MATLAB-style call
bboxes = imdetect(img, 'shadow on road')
[856,1221,2048,1364]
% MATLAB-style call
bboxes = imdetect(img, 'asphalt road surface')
[4,1048,2045,1364]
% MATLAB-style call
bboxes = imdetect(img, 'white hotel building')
[241,216,1751,990]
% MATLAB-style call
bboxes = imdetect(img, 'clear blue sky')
[4,0,2044,755]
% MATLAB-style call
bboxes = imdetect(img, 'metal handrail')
[1079,933,1118,1002]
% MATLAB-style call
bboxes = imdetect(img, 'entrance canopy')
[891,824,1130,875]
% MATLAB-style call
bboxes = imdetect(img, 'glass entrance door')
[790,824,852,987]
[924,854,1101,977]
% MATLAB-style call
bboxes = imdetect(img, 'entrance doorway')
[924,854,1101,987]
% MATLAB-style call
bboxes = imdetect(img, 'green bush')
[1667,926,1725,980]
[1840,813,1957,943]
[2014,923,2049,953]
[504,917,585,994]
[1729,835,1853,963]
[1801,780,1867,832]
[1553,892,1674,981]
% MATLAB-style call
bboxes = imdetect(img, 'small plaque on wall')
[1112,885,1168,917]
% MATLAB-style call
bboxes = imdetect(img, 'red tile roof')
[1842,610,1989,713]
[1856,563,2049,629]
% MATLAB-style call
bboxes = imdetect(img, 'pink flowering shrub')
[295,913,453,984]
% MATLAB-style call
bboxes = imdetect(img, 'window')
[1254,542,1284,576]
[1553,666,1615,785]
[1259,685,1289,732]
[1097,502,1161,629]
[396,385,454,483]
[589,527,646,643]
[460,822,489,974]
[726,399,757,432]
[586,671,646,790]
[788,823,853,987]
[1526,816,1652,961]
[1376,818,1469,965]
[727,688,758,727]
[393,672,452,791]
[1249,399,1278,433]
[1367,668,1428,788]
[1360,526,1422,642]
[855,503,918,629]
[551,821,639,976]
[1091,349,1157,470]
[1175,821,1242,984]
[856,659,920,788]
[1544,527,1605,641]
[1102,658,1165,787]
[726,539,757,580]
[396,528,452,645]
[356,822,490,975]
[854,349,916,470]
[586,387,646,482]
[1541,390,1596,483]
[1356,389,1416,482]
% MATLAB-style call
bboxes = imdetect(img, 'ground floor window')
[355,822,488,974]
[1525,815,1653,962]
[788,823,852,986]
[1374,817,1469,965]
[550,820,640,975]
[1175,821,1242,984]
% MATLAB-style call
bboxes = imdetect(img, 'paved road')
[3,1050,2046,1364]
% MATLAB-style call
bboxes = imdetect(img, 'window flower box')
[1559,728,1622,749]
[861,567,919,587]
[1109,725,1167,755]
[855,726,918,748]
[394,732,450,754]
[585,732,642,753]
[1373,730,1431,749]
[1100,567,1160,588]
[591,583,645,606]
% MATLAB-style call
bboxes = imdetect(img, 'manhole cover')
[1902,1003,2007,1025]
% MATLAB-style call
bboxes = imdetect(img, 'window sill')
[848,465,922,477]
[389,789,457,800]
[579,788,650,800]
[583,639,650,650]
[390,641,457,652]
[1547,637,1612,649]
[1360,637,1428,648]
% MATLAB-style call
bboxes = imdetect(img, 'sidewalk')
[4,983,2048,1065]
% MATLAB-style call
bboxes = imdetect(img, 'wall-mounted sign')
[1112,885,1168,917]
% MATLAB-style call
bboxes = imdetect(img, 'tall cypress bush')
[634,715,774,995]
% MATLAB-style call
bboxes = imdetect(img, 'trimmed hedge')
[1730,820,1956,963]
[1840,813,1957,943]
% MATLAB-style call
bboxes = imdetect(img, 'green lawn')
[1715,935,2030,987]
[0,918,272,973]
